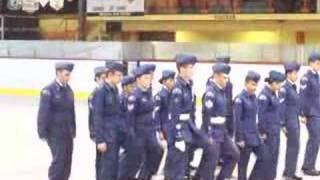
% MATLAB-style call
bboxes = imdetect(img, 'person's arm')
[258,94,268,135]
[279,87,287,126]
[170,87,183,126]
[299,76,309,117]
[88,92,95,140]
[93,88,106,144]
[234,97,244,142]
[202,91,215,133]
[37,88,52,140]
[70,89,76,138]
[154,94,162,131]
[127,94,137,137]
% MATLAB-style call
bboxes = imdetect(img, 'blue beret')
[121,76,135,86]
[265,70,285,83]
[105,60,124,72]
[308,52,320,63]
[246,71,261,83]
[212,63,231,74]
[283,61,301,73]
[133,64,155,78]
[144,64,156,72]
[159,70,176,83]
[216,56,231,64]
[175,54,197,67]
[94,66,107,77]
[55,62,74,72]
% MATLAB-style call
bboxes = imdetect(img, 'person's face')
[97,74,106,85]
[270,81,282,92]
[57,69,71,84]
[179,64,194,80]
[214,73,228,88]
[124,83,135,95]
[287,70,298,83]
[108,70,123,85]
[310,60,320,71]
[245,80,258,94]
[137,74,152,89]
[163,78,175,90]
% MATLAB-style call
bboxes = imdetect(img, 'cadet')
[216,56,234,137]
[88,66,107,180]
[234,71,272,180]
[119,64,162,180]
[202,63,240,180]
[119,75,136,143]
[154,70,176,144]
[280,62,302,180]
[93,61,124,180]
[258,70,286,180]
[37,62,76,180]
[118,75,136,176]
[300,53,320,176]
[165,54,217,180]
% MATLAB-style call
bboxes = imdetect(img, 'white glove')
[174,141,186,152]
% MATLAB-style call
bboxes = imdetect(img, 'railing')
[0,41,319,64]
[145,0,317,14]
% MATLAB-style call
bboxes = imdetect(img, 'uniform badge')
[259,94,267,101]
[205,100,213,109]
[174,98,180,103]
[176,124,182,130]
[206,91,214,98]
[155,95,161,101]
[128,95,136,102]
[300,84,307,90]
[128,104,134,111]
[173,88,182,94]
[168,113,172,120]
[41,89,50,96]
[235,98,242,104]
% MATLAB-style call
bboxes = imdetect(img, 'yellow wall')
[176,30,297,44]
[39,18,78,32]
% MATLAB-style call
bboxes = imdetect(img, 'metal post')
[78,0,86,40]
[0,15,4,40]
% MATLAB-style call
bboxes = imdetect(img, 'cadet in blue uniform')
[37,62,76,180]
[154,70,176,144]
[202,63,240,180]
[119,64,163,180]
[165,54,217,180]
[119,75,136,143]
[88,66,107,180]
[93,61,124,180]
[234,71,272,180]
[258,70,286,180]
[300,53,320,176]
[216,56,234,137]
[280,62,302,180]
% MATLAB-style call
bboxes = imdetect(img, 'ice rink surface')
[1,95,320,180]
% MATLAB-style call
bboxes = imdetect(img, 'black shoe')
[302,168,320,176]
[283,175,303,180]
[292,175,302,180]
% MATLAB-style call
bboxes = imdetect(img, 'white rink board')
[0,59,318,180]
[0,59,310,95]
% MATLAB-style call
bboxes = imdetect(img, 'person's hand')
[260,133,267,140]
[208,137,214,145]
[97,143,107,153]
[237,141,245,148]
[300,116,307,124]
